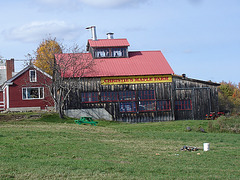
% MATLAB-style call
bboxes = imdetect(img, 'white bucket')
[203,143,210,151]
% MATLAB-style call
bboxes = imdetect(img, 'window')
[139,101,156,112]
[22,87,44,100]
[112,48,127,57]
[138,90,155,100]
[94,48,127,58]
[157,100,171,111]
[175,100,192,110]
[138,91,156,112]
[95,49,110,58]
[119,91,136,101]
[120,102,136,112]
[81,92,99,103]
[29,70,37,82]
[101,92,118,102]
[112,48,122,57]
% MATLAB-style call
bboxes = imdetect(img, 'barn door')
[175,87,211,120]
[192,88,211,120]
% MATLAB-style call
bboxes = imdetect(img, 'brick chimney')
[6,58,14,80]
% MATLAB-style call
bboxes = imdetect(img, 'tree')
[53,45,95,118]
[34,37,62,76]
[218,81,240,113]
[32,38,95,118]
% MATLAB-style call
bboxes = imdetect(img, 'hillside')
[0,113,239,179]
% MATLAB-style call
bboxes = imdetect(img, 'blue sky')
[0,0,239,84]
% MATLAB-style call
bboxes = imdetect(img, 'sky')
[0,0,239,84]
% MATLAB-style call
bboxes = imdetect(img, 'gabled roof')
[87,39,130,50]
[55,51,174,78]
[2,65,52,89]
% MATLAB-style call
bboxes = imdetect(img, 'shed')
[56,27,219,122]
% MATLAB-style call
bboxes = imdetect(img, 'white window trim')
[22,87,44,100]
[29,70,37,82]
[6,85,9,109]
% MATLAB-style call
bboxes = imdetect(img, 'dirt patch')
[0,114,27,121]
[0,114,41,122]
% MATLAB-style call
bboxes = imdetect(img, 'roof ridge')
[88,38,128,40]
[129,50,162,52]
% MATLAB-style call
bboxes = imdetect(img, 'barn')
[57,26,219,122]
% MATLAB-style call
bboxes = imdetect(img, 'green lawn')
[0,113,239,179]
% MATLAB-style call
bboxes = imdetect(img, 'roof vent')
[106,32,114,39]
[86,26,97,41]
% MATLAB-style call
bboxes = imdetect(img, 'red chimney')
[6,58,15,80]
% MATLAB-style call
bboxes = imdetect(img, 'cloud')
[79,0,144,8]
[36,0,148,9]
[3,21,82,43]
[37,0,69,4]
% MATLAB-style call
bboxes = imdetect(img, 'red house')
[1,65,54,111]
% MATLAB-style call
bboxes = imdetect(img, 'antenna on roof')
[86,26,97,41]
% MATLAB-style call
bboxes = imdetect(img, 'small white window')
[22,87,44,100]
[29,70,37,82]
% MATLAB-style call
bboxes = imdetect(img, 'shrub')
[208,115,240,133]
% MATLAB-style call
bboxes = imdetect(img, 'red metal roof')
[55,51,174,78]
[88,39,130,48]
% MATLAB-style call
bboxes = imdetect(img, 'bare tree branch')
[29,37,94,118]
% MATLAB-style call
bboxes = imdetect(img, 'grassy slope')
[0,113,239,179]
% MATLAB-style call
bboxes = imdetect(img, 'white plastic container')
[203,143,210,151]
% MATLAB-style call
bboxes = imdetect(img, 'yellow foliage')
[34,38,62,76]
[218,81,240,113]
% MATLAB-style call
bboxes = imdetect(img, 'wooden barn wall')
[65,77,219,122]
[66,77,174,123]
[173,77,219,120]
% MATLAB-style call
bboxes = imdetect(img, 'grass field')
[0,113,239,179]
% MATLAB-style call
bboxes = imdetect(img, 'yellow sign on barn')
[101,75,172,85]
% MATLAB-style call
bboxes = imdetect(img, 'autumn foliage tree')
[34,38,62,76]
[218,81,240,113]
[31,37,94,118]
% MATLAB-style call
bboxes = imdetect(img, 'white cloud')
[36,0,70,4]
[79,0,132,8]
[36,0,148,8]
[83,0,149,8]
[3,21,81,43]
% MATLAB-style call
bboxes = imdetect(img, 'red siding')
[0,91,3,101]
[8,67,54,109]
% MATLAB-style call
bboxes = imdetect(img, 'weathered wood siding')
[173,77,219,120]
[65,76,219,122]
[66,77,174,122]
